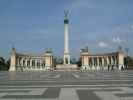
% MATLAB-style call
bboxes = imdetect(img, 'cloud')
[69,0,95,11]
[111,25,132,37]
[112,37,123,43]
[131,25,133,30]
[98,41,109,48]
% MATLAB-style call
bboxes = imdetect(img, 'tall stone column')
[63,11,70,65]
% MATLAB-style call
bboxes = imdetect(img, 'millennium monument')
[9,12,125,71]
[63,11,70,65]
[56,11,77,70]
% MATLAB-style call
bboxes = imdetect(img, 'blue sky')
[0,0,133,58]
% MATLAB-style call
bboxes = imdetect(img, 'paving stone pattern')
[0,70,133,100]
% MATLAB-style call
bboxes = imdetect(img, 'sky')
[0,0,133,59]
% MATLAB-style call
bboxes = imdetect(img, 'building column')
[20,58,23,67]
[88,57,90,70]
[106,57,108,66]
[110,56,113,70]
[25,59,28,70]
[40,60,42,70]
[106,56,110,70]
[50,56,52,70]
[92,57,95,70]
[97,57,100,70]
[102,57,104,70]
[111,56,113,65]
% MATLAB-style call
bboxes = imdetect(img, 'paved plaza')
[0,70,133,100]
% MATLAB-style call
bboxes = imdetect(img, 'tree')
[125,48,129,56]
[55,57,63,64]
[124,56,133,69]
[70,58,77,64]
[76,58,82,69]
[5,58,10,70]
[0,57,10,71]
[0,57,6,70]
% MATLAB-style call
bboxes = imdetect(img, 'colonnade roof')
[15,51,53,58]
[15,52,45,57]
[81,51,123,56]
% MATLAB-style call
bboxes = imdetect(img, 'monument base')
[56,64,78,71]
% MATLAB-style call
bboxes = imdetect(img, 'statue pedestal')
[56,64,77,71]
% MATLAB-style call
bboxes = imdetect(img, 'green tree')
[5,58,10,70]
[70,58,77,64]
[124,56,133,69]
[0,57,10,71]
[0,57,6,70]
[76,58,82,69]
[56,57,63,64]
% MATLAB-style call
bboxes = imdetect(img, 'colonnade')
[9,47,54,71]
[81,52,125,71]
[16,57,46,71]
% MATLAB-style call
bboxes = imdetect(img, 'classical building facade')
[9,48,53,71]
[9,47,125,71]
[80,48,125,71]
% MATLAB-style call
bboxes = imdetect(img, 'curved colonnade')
[9,48,53,71]
[81,51,125,71]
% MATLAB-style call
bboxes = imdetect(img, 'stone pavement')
[0,70,133,100]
